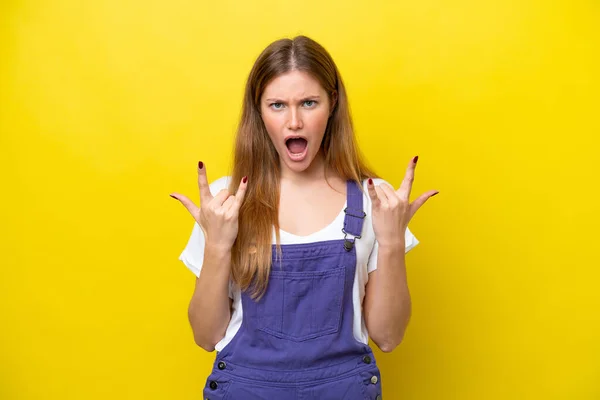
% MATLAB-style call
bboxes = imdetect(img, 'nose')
[287,108,303,130]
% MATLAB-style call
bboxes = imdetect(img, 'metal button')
[209,381,218,390]
[370,375,378,384]
[344,240,354,251]
[217,361,226,370]
[362,355,372,364]
[376,395,382,400]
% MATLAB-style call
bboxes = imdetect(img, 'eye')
[303,100,317,107]
[270,102,284,110]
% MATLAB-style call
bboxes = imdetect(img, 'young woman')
[171,35,438,400]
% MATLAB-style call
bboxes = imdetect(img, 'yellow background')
[1,0,599,398]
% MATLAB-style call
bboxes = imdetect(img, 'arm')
[364,156,438,352]
[363,240,411,353]
[171,163,248,352]
[188,243,234,351]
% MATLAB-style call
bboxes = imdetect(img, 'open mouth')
[285,137,309,161]
[285,137,308,154]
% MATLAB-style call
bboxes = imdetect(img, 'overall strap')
[342,180,366,251]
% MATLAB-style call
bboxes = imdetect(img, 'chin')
[281,158,312,173]
[279,150,319,174]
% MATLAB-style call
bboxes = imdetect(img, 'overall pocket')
[255,266,345,341]
[223,379,296,400]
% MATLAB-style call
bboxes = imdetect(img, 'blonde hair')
[228,35,377,298]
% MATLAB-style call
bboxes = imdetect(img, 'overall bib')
[203,180,383,400]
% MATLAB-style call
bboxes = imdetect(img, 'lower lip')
[285,144,309,162]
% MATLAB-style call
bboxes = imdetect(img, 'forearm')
[188,243,232,351]
[364,240,412,352]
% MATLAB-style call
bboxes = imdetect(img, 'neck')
[280,149,330,185]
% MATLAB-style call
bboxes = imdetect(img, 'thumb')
[409,190,439,218]
[170,193,200,218]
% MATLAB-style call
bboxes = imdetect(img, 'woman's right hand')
[170,162,248,250]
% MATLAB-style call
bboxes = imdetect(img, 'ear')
[330,90,338,115]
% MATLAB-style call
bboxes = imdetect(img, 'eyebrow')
[264,95,321,102]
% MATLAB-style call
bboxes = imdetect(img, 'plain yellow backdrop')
[1,0,599,399]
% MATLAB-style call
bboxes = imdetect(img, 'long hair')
[228,35,377,299]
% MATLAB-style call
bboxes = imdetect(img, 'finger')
[212,189,231,208]
[169,193,200,217]
[374,185,389,207]
[409,190,439,218]
[233,176,249,211]
[222,195,236,212]
[397,156,418,201]
[197,161,213,204]
[379,182,399,206]
[367,178,381,208]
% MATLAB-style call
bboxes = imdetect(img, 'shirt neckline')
[277,201,348,241]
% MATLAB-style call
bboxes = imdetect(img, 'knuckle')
[225,212,236,221]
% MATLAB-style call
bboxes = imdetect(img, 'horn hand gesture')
[170,162,248,250]
[367,156,438,248]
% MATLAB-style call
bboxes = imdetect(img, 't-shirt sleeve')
[178,176,234,298]
[365,178,420,274]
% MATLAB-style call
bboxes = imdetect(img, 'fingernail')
[170,194,177,199]
[243,176,248,183]
[413,156,419,164]
[198,161,204,169]
[368,178,373,185]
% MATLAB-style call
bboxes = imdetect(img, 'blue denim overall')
[203,181,383,399]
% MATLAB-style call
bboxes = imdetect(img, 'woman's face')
[260,70,332,176]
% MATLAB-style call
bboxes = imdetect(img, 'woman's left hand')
[367,156,438,248]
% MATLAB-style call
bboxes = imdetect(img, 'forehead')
[262,70,325,99]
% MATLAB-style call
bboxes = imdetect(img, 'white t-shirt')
[179,176,419,351]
